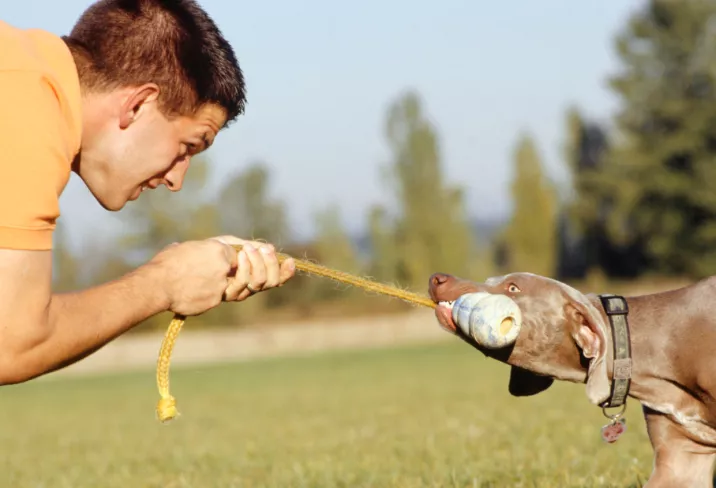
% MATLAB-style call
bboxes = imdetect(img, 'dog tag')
[601,418,626,443]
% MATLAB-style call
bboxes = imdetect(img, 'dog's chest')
[641,400,716,446]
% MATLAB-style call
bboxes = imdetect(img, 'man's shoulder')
[0,20,56,71]
[0,21,82,252]
[0,20,83,162]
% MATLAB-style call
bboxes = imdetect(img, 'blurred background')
[3,1,715,486]
[10,0,693,330]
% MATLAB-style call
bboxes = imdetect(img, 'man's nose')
[165,158,190,191]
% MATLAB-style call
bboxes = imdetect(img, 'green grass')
[0,341,654,487]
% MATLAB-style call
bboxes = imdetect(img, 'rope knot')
[156,395,179,423]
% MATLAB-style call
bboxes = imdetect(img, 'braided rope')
[155,244,436,422]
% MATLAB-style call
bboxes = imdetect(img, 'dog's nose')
[431,273,450,286]
[428,273,453,298]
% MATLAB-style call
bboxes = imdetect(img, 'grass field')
[0,340,656,487]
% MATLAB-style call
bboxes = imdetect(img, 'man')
[0,0,295,384]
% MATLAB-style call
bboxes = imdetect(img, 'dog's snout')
[429,272,454,300]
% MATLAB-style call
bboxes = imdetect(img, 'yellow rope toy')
[155,243,437,423]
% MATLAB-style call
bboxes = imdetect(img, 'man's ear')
[508,365,554,396]
[119,83,160,129]
[567,297,610,405]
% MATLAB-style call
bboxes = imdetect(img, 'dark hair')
[63,0,245,126]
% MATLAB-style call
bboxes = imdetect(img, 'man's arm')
[0,249,169,384]
[0,70,174,382]
[0,237,293,384]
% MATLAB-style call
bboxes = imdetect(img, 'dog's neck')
[595,294,632,409]
[590,287,716,450]
[586,293,680,407]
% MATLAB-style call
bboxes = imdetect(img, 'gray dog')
[428,271,716,488]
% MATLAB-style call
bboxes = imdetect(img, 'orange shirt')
[0,20,82,250]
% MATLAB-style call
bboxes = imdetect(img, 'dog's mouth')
[435,300,457,333]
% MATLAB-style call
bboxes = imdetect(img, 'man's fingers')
[209,236,240,271]
[260,245,281,288]
[235,249,251,291]
[227,245,239,271]
[244,244,267,290]
[211,235,249,247]
[209,236,295,301]
[223,250,251,301]
[236,287,254,302]
[278,257,296,285]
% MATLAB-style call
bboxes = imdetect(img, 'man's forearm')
[3,263,169,383]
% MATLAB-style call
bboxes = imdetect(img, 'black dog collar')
[597,294,632,409]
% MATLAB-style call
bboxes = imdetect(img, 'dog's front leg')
[642,407,716,487]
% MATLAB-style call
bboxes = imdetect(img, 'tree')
[500,133,558,277]
[366,204,399,285]
[311,204,362,302]
[563,107,608,238]
[381,90,477,291]
[559,106,610,278]
[605,0,716,278]
[216,161,290,248]
[214,160,292,320]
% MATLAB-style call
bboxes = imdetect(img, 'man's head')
[63,0,245,210]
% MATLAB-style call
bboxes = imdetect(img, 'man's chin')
[100,202,125,212]
[95,194,129,212]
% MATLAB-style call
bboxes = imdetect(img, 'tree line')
[53,0,716,330]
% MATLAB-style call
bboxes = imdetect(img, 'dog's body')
[428,271,716,487]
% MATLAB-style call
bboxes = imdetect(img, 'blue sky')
[4,0,644,248]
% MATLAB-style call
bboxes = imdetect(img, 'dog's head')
[428,271,612,405]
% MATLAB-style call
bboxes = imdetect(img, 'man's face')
[77,84,227,211]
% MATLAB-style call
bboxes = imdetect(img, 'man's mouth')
[435,300,457,333]
[129,184,151,201]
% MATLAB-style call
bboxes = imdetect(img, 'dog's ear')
[508,365,554,396]
[566,295,610,405]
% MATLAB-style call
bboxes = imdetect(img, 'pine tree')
[561,106,610,278]
[605,0,716,278]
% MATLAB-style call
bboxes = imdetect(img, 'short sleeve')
[0,70,72,250]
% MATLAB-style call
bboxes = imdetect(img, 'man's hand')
[215,236,295,303]
[148,235,295,316]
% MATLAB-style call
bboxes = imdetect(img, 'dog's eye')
[507,283,521,293]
